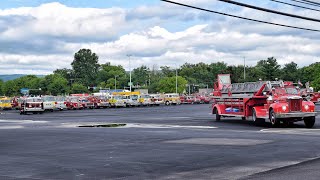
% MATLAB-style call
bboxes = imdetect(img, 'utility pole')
[127,54,132,92]
[176,66,178,94]
[114,75,118,90]
[243,56,246,80]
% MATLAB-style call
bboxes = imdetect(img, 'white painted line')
[164,138,272,146]
[0,125,24,129]
[125,124,218,129]
[148,117,192,120]
[57,122,217,129]
[260,128,320,135]
[0,119,48,123]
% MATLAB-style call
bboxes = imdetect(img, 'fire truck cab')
[212,74,316,128]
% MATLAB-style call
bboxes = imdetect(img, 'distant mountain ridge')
[0,74,45,81]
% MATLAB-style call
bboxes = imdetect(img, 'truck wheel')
[269,109,279,127]
[253,108,265,126]
[214,108,221,121]
[304,116,315,128]
[165,101,170,106]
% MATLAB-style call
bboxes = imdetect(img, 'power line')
[291,0,320,7]
[215,0,320,23]
[271,0,320,12]
[300,0,320,6]
[160,0,320,32]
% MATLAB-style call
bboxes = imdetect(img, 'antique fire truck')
[212,74,316,128]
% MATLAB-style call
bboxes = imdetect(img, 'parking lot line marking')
[0,119,48,123]
[164,138,273,146]
[0,125,24,129]
[260,128,320,135]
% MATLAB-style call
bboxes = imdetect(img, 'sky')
[0,0,319,74]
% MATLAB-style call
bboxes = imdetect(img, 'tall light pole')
[174,63,178,94]
[114,75,119,90]
[127,54,132,92]
[243,56,246,80]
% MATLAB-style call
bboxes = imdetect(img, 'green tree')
[2,80,18,96]
[281,62,299,81]
[301,62,320,90]
[132,65,150,86]
[47,75,69,95]
[97,62,127,89]
[70,83,88,94]
[1,75,41,96]
[157,76,187,93]
[0,79,3,95]
[256,57,281,80]
[54,68,73,80]
[71,49,100,86]
[160,66,175,77]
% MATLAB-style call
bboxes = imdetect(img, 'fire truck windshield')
[285,87,299,95]
[275,87,299,95]
[26,98,42,102]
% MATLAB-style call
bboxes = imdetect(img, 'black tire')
[304,116,315,128]
[269,109,280,127]
[253,108,265,126]
[214,108,221,121]
[242,117,246,121]
[165,101,170,106]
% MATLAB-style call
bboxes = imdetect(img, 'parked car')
[109,95,126,108]
[164,93,181,105]
[122,95,139,107]
[66,96,84,110]
[197,95,211,104]
[20,97,44,115]
[0,96,13,110]
[139,94,153,106]
[55,96,67,110]
[42,96,56,112]
[149,94,164,106]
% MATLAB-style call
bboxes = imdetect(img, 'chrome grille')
[288,99,301,112]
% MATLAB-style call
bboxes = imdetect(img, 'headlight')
[304,104,309,110]
[282,105,287,111]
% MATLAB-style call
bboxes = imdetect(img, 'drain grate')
[78,124,126,128]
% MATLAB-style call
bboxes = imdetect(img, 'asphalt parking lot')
[1,104,320,180]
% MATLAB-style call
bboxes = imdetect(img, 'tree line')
[0,48,319,96]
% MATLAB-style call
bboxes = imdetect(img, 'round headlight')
[304,104,309,110]
[282,105,287,111]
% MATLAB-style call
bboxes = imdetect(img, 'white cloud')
[0,1,319,75]
[0,2,126,40]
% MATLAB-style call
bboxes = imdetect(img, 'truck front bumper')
[275,112,316,118]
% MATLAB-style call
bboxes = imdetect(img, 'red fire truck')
[309,92,320,104]
[212,74,316,128]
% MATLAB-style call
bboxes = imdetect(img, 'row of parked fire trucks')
[0,92,212,115]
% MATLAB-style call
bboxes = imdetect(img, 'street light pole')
[174,64,178,94]
[127,54,132,92]
[114,75,118,90]
[243,56,246,80]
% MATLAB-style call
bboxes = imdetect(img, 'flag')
[305,81,310,87]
